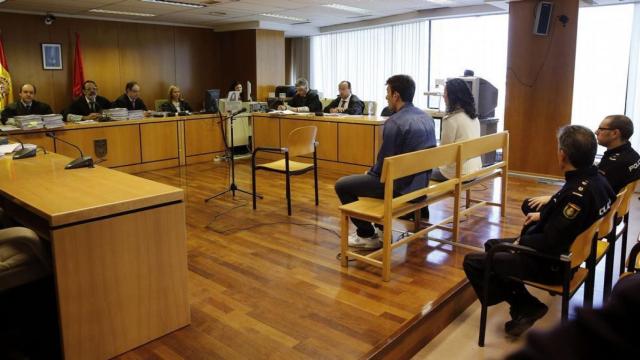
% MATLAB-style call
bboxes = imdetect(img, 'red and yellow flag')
[0,31,13,111]
[72,32,85,99]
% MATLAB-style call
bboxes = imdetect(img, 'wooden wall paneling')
[184,117,225,156]
[255,30,285,101]
[117,23,177,108]
[140,121,179,163]
[252,115,280,149]
[0,13,55,110]
[279,118,337,161]
[174,27,220,110]
[374,125,383,162]
[504,0,579,176]
[66,18,123,103]
[218,30,257,100]
[54,125,142,168]
[338,123,375,166]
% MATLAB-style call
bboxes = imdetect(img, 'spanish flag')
[0,31,13,111]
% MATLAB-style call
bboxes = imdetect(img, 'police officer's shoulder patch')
[563,203,581,220]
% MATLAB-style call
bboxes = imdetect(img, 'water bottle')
[367,102,373,116]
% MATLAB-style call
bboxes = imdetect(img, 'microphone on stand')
[45,132,94,169]
[0,131,36,159]
[230,108,247,117]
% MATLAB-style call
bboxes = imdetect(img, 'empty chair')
[252,126,319,215]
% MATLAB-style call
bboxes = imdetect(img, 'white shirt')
[338,95,351,111]
[172,101,181,112]
[438,109,483,179]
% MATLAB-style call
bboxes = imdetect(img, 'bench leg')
[340,213,349,267]
[382,218,393,281]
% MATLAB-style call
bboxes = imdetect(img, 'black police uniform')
[597,141,640,193]
[287,91,322,113]
[522,142,640,215]
[463,166,615,313]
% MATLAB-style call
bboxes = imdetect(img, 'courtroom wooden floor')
[112,159,635,359]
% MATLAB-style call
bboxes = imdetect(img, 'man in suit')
[66,80,111,121]
[323,81,364,115]
[112,81,148,111]
[277,78,322,113]
[1,84,53,124]
[463,125,616,338]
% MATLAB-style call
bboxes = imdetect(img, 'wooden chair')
[588,189,626,304]
[620,235,640,280]
[478,217,603,346]
[615,180,639,275]
[339,142,461,281]
[251,126,318,216]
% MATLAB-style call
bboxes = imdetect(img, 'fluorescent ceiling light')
[322,3,370,14]
[89,9,156,17]
[260,13,308,22]
[426,0,453,4]
[141,0,207,8]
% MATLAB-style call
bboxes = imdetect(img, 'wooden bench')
[339,143,462,281]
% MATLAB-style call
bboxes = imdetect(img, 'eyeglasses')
[597,127,616,132]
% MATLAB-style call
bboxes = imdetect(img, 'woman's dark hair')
[228,80,242,92]
[445,78,477,119]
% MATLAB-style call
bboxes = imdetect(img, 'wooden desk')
[9,114,226,174]
[252,113,386,172]
[0,152,190,360]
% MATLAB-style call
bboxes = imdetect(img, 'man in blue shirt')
[334,74,436,250]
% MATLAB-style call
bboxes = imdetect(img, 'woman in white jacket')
[431,78,483,181]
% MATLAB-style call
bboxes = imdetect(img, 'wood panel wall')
[504,0,579,177]
[218,29,257,101]
[0,12,221,113]
[256,29,285,101]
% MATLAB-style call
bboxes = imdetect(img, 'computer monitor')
[204,89,220,113]
[452,76,498,119]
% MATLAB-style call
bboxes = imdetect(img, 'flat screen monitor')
[204,89,220,113]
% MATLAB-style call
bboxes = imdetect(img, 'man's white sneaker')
[348,230,382,250]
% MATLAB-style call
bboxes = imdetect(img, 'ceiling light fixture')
[89,9,156,17]
[322,3,371,14]
[141,0,207,9]
[260,13,309,22]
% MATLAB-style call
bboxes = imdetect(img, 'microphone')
[0,131,36,160]
[230,108,247,117]
[45,132,94,169]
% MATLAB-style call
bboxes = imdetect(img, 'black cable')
[507,19,556,89]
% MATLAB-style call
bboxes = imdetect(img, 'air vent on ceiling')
[209,11,227,16]
[292,21,312,25]
[347,15,373,19]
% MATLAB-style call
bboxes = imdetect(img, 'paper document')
[0,125,19,132]
[0,143,21,154]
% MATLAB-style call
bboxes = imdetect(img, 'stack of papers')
[128,110,145,120]
[104,108,129,121]
[0,125,19,132]
[42,114,65,129]
[14,115,44,130]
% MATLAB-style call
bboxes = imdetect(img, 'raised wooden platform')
[113,159,566,359]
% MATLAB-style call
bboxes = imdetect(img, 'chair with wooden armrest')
[587,189,626,304]
[251,126,318,216]
[478,217,602,346]
[615,180,639,275]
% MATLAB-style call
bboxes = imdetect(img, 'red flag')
[0,31,13,110]
[72,32,85,98]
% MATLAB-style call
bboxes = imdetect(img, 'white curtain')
[571,4,635,154]
[310,21,430,112]
[627,5,640,151]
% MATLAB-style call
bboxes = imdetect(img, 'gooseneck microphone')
[0,131,36,160]
[230,108,247,117]
[45,132,94,169]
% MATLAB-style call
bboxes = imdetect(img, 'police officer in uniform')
[463,125,616,337]
[595,115,640,193]
[522,115,639,213]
